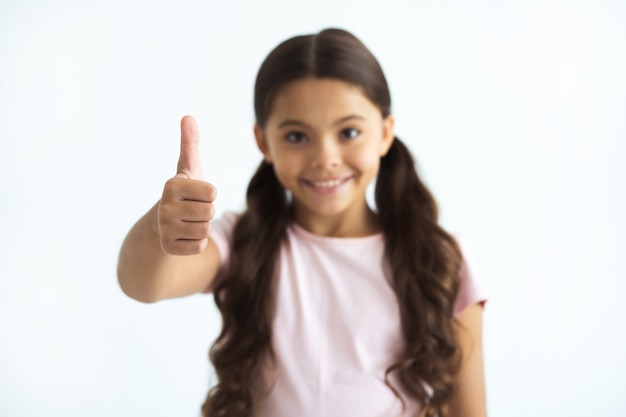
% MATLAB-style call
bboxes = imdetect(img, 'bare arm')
[117,115,220,303]
[117,201,220,303]
[449,302,488,417]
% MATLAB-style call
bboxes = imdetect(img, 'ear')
[379,114,395,157]
[254,123,273,163]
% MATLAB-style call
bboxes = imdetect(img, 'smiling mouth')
[301,176,353,194]
[310,178,344,188]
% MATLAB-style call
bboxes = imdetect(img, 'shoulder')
[211,211,242,242]
[208,211,242,266]
[212,211,241,232]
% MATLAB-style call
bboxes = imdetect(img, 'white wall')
[1,1,624,416]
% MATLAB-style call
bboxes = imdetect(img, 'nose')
[311,137,341,170]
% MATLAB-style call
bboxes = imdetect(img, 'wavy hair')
[202,28,464,417]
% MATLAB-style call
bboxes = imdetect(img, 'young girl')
[118,28,488,417]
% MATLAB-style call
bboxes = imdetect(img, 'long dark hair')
[202,28,464,417]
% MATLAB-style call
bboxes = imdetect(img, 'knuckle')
[201,202,213,219]
[199,221,211,237]
[206,184,217,201]
[164,177,176,187]
[188,239,206,254]
[163,177,179,193]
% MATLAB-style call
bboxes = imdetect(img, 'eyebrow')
[277,114,365,129]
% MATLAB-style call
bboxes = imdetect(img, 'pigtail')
[202,161,290,417]
[377,137,464,417]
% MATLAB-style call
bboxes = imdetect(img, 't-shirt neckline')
[289,220,384,243]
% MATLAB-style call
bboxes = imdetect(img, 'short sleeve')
[201,211,240,294]
[452,234,488,317]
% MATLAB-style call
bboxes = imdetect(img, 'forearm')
[117,202,176,303]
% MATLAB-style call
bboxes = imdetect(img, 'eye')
[340,127,360,140]
[285,131,308,143]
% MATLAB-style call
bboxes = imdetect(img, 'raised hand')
[157,115,216,255]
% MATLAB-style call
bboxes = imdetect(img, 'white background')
[1,0,624,416]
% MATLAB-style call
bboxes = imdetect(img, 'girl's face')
[254,77,394,235]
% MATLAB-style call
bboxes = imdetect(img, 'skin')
[450,302,488,417]
[117,116,221,302]
[117,78,487,416]
[254,78,395,238]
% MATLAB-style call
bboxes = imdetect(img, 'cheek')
[273,152,297,172]
[270,166,292,192]
[352,147,381,174]
[271,152,301,185]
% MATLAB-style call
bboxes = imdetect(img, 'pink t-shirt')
[206,212,488,417]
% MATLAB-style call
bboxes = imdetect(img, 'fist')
[158,115,217,255]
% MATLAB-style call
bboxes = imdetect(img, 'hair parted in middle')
[202,28,464,417]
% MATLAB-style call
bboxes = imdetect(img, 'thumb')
[176,115,204,180]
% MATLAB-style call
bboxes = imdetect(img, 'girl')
[118,28,488,417]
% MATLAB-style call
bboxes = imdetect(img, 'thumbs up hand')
[158,116,216,255]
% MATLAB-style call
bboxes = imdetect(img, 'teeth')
[312,179,342,188]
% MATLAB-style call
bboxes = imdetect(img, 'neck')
[291,203,381,238]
